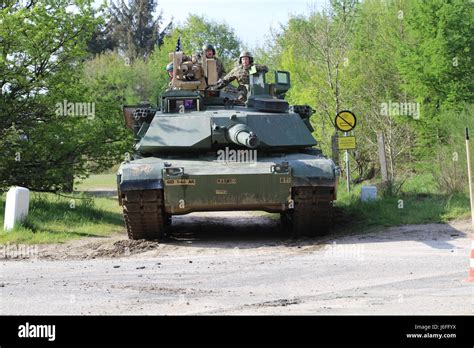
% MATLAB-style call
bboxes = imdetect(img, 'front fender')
[117,159,165,193]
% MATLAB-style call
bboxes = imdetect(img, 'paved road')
[1,213,473,314]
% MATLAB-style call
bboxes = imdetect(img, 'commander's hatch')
[247,70,290,112]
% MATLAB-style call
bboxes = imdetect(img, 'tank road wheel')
[122,190,166,240]
[288,186,334,238]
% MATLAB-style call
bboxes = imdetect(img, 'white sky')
[103,0,327,49]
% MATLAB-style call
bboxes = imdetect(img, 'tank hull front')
[118,153,337,215]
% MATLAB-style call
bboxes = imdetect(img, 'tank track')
[284,186,334,237]
[122,189,166,240]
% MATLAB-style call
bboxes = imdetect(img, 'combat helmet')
[166,62,173,72]
[239,51,254,64]
[202,43,216,55]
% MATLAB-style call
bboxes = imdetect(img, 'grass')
[0,192,123,244]
[335,173,471,230]
[74,173,117,191]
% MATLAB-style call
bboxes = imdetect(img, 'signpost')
[335,110,357,192]
[466,128,474,230]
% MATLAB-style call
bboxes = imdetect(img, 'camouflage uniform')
[201,44,225,78]
[219,63,268,101]
[215,58,226,79]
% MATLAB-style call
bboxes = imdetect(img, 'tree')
[342,0,416,185]
[177,15,241,70]
[257,3,358,159]
[0,1,129,192]
[108,0,171,60]
[87,21,118,56]
[397,0,474,155]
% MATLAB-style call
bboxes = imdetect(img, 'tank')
[117,51,339,240]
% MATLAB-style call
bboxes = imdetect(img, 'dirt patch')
[1,211,470,262]
[31,235,161,260]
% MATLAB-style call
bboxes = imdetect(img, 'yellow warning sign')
[335,110,357,132]
[338,136,356,150]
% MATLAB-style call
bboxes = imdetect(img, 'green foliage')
[428,105,474,194]
[107,0,171,60]
[83,51,161,104]
[148,30,182,96]
[0,1,115,191]
[398,0,474,154]
[258,0,472,193]
[0,193,123,244]
[0,5,244,192]
[178,15,241,69]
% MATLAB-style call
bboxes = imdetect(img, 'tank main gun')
[226,124,259,149]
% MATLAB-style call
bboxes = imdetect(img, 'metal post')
[345,131,350,192]
[466,128,474,230]
[332,134,339,166]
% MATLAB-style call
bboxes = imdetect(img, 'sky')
[111,0,327,49]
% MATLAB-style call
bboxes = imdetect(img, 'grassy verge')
[335,173,471,230]
[0,192,123,244]
[74,173,117,191]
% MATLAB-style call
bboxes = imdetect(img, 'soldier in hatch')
[165,62,177,90]
[166,62,174,79]
[202,43,225,78]
[215,51,268,103]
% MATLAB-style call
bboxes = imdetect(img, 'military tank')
[117,51,338,240]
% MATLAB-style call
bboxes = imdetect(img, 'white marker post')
[3,187,30,232]
[466,128,474,230]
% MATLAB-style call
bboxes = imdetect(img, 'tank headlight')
[165,167,184,176]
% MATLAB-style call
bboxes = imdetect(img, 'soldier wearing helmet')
[166,62,174,79]
[165,62,177,90]
[215,51,268,103]
[202,43,225,78]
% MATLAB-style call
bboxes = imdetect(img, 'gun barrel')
[227,124,259,148]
